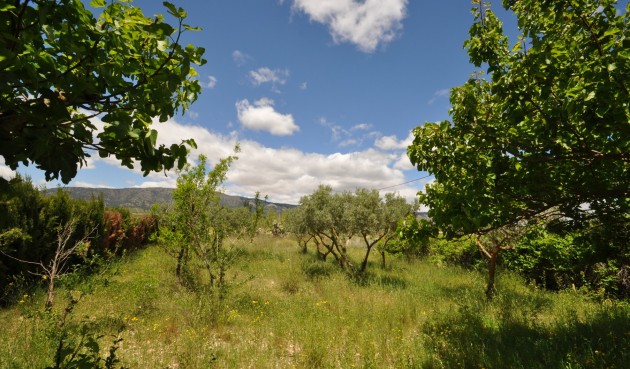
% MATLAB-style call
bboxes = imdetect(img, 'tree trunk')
[486,249,500,301]
[359,244,374,273]
[176,246,186,276]
[45,278,55,310]
[380,250,386,269]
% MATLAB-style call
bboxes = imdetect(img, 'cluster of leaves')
[0,0,205,183]
[504,225,630,298]
[285,185,415,273]
[407,0,629,238]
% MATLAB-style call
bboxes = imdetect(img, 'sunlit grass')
[1,235,628,368]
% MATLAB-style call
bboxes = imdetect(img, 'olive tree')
[349,189,414,273]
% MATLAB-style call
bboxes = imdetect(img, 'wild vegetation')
[0,235,628,368]
[0,0,628,367]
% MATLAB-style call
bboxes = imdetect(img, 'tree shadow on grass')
[420,298,630,369]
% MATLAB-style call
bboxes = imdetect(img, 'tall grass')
[0,236,628,368]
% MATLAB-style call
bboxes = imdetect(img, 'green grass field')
[1,236,628,368]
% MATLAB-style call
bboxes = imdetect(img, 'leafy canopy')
[408,0,630,238]
[0,0,206,183]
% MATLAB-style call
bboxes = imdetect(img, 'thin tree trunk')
[176,246,186,276]
[486,249,500,301]
[45,278,55,310]
[359,244,374,273]
[380,250,386,269]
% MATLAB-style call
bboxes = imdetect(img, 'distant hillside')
[42,187,296,213]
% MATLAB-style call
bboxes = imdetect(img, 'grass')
[1,235,629,368]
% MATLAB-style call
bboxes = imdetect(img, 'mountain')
[42,187,296,213]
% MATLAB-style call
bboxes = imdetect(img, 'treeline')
[0,175,156,306]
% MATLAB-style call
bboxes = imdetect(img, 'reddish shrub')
[125,215,157,250]
[102,210,125,253]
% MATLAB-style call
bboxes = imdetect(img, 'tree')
[155,150,266,295]
[299,185,354,270]
[409,0,629,238]
[284,206,313,254]
[0,0,206,183]
[168,152,237,283]
[349,189,414,273]
[406,0,629,297]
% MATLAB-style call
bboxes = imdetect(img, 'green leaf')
[89,0,106,7]
[163,2,178,16]
[0,3,16,11]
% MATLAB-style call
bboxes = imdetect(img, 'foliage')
[0,176,105,305]
[0,0,205,183]
[349,190,415,272]
[296,185,353,268]
[407,0,629,238]
[45,296,128,369]
[156,151,263,294]
[101,210,156,255]
[504,225,630,298]
[291,185,414,272]
[0,177,156,306]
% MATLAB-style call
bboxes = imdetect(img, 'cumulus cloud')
[139,122,422,203]
[227,143,415,204]
[374,131,414,150]
[393,152,414,170]
[76,116,422,205]
[236,98,299,136]
[292,0,408,52]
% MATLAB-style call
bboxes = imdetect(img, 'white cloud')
[292,0,408,52]
[300,82,308,90]
[374,131,414,150]
[71,117,422,205]
[319,118,379,148]
[351,123,372,131]
[249,67,289,86]
[0,164,15,180]
[201,75,217,89]
[72,181,114,188]
[235,98,299,136]
[227,143,417,204]
[188,111,199,119]
[232,50,251,65]
[393,152,414,170]
[134,179,177,189]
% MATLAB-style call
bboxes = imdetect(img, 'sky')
[0,0,519,206]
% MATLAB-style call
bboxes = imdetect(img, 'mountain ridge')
[43,187,296,213]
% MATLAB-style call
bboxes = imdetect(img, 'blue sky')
[1,0,519,205]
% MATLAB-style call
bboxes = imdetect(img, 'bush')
[427,237,481,268]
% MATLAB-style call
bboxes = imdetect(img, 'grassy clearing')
[1,236,628,368]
